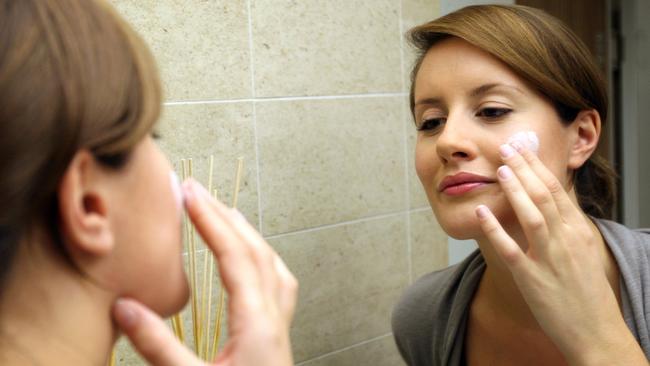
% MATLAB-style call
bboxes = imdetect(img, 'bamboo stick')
[211,286,226,361]
[198,156,215,358]
[204,189,219,359]
[172,312,185,344]
[185,159,200,354]
[211,157,244,359]
[108,349,115,366]
[231,157,244,209]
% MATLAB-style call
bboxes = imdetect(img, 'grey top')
[391,218,650,366]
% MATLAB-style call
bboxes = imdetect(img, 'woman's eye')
[417,118,445,132]
[477,108,512,119]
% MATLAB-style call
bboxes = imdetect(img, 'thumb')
[112,298,203,366]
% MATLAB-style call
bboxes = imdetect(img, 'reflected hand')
[475,143,647,365]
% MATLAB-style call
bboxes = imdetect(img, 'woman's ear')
[58,150,114,257]
[567,109,601,170]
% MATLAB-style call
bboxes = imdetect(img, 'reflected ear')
[567,109,601,170]
[58,150,114,257]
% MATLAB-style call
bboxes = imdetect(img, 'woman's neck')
[473,214,621,330]
[0,238,117,366]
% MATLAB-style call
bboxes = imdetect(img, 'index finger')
[182,179,263,309]
[513,143,580,223]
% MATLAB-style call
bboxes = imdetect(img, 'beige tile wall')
[111,0,446,365]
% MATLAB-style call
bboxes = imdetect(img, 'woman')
[392,5,650,366]
[0,1,296,365]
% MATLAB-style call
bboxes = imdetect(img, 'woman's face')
[413,37,573,239]
[109,136,188,316]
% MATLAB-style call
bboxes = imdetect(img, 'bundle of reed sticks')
[109,155,244,365]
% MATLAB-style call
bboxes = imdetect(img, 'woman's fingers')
[183,178,297,320]
[499,144,561,230]
[273,254,299,321]
[182,180,264,310]
[112,298,202,366]
[475,205,527,270]
[512,143,580,223]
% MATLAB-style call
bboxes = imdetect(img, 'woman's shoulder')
[391,249,485,365]
[594,218,650,256]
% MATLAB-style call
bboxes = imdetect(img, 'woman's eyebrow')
[414,97,443,107]
[469,83,525,98]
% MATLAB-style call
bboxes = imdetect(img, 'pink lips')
[438,172,495,196]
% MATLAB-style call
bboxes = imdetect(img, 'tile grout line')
[261,207,430,240]
[264,211,406,240]
[397,0,413,285]
[410,206,431,213]
[246,0,264,233]
[294,333,394,366]
[163,92,408,106]
[188,206,432,255]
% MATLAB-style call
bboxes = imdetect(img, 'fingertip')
[497,165,514,180]
[182,179,197,206]
[113,298,139,330]
[476,205,490,220]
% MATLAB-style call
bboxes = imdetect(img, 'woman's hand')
[112,179,298,366]
[475,143,647,366]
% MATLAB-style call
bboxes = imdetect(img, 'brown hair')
[408,4,617,219]
[0,0,162,284]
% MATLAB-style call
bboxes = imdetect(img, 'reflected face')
[413,37,573,239]
[110,136,188,316]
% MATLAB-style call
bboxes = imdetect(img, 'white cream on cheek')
[169,171,184,215]
[507,130,539,154]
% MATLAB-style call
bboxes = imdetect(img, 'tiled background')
[110,1,447,364]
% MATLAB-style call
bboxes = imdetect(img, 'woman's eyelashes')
[416,107,513,132]
[417,117,445,132]
[476,107,512,119]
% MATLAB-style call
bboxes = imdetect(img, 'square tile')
[155,103,259,235]
[400,0,440,92]
[257,97,406,236]
[410,209,448,281]
[251,0,402,96]
[111,0,251,101]
[269,216,409,362]
[406,101,431,209]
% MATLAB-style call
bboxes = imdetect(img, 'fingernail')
[510,141,524,152]
[498,165,513,180]
[476,205,489,219]
[231,208,248,223]
[114,299,137,328]
[192,180,212,199]
[182,180,196,204]
[499,144,515,158]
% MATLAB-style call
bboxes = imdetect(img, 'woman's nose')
[435,115,475,163]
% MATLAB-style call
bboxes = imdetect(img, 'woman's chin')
[443,224,483,240]
[156,275,190,318]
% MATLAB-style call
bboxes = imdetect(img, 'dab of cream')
[507,131,539,153]
[169,171,184,213]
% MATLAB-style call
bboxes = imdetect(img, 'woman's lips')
[438,172,495,196]
[442,182,491,195]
